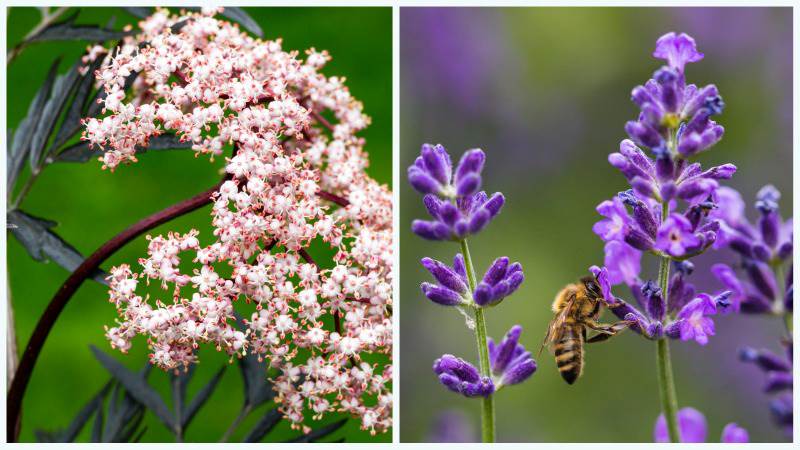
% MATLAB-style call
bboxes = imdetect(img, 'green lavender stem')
[655,197,680,442]
[460,238,496,443]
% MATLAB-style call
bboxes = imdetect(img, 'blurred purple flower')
[654,407,707,442]
[654,407,748,443]
[427,410,476,443]
[740,345,793,437]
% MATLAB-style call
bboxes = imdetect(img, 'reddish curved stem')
[6,181,224,441]
[316,190,349,207]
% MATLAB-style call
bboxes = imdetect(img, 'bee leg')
[584,319,632,344]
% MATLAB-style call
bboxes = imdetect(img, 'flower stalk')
[461,238,496,442]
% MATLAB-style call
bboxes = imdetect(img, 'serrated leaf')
[220,7,263,38]
[181,366,226,429]
[243,408,282,443]
[7,58,59,191]
[29,60,81,169]
[55,133,194,164]
[287,418,347,443]
[29,11,128,43]
[90,346,176,431]
[7,210,108,284]
[123,7,152,19]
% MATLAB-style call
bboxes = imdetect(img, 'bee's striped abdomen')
[554,324,583,385]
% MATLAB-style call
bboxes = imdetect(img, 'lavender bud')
[483,192,505,217]
[682,84,719,118]
[421,257,468,294]
[623,225,655,251]
[654,67,680,112]
[490,325,521,375]
[454,149,485,183]
[408,166,442,195]
[778,242,792,260]
[501,358,537,386]
[453,220,470,238]
[473,283,492,307]
[619,190,658,237]
[421,143,452,186]
[743,260,777,300]
[467,208,491,234]
[423,194,443,217]
[630,176,659,199]
[438,202,461,226]
[631,85,657,107]
[764,371,793,393]
[641,280,665,321]
[455,172,481,198]
[739,347,792,372]
[483,257,510,285]
[768,394,793,428]
[751,243,772,262]
[625,120,663,149]
[453,254,467,279]
[412,220,451,241]
[421,282,463,306]
[701,163,737,180]
[759,211,780,248]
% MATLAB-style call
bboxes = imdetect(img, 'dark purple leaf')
[29,59,81,169]
[287,418,347,443]
[243,408,282,443]
[181,366,226,429]
[29,10,129,43]
[90,345,176,431]
[8,210,108,284]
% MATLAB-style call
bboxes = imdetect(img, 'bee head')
[581,276,602,299]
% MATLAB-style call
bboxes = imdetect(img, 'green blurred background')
[7,6,391,443]
[401,7,792,443]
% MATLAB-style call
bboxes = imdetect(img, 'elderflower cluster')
[85,8,392,434]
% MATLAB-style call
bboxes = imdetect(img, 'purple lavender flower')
[602,240,641,286]
[740,345,793,437]
[593,196,632,241]
[653,32,704,73]
[431,326,537,399]
[487,325,536,387]
[591,265,729,345]
[410,140,528,441]
[654,407,749,443]
[433,354,495,398]
[607,140,735,203]
[664,294,717,345]
[473,257,525,307]
[409,144,505,241]
[655,213,701,257]
[626,32,724,157]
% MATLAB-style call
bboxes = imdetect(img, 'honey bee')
[540,275,632,384]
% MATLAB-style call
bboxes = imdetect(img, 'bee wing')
[538,297,574,356]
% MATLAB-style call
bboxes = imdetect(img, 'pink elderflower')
[89,8,392,435]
